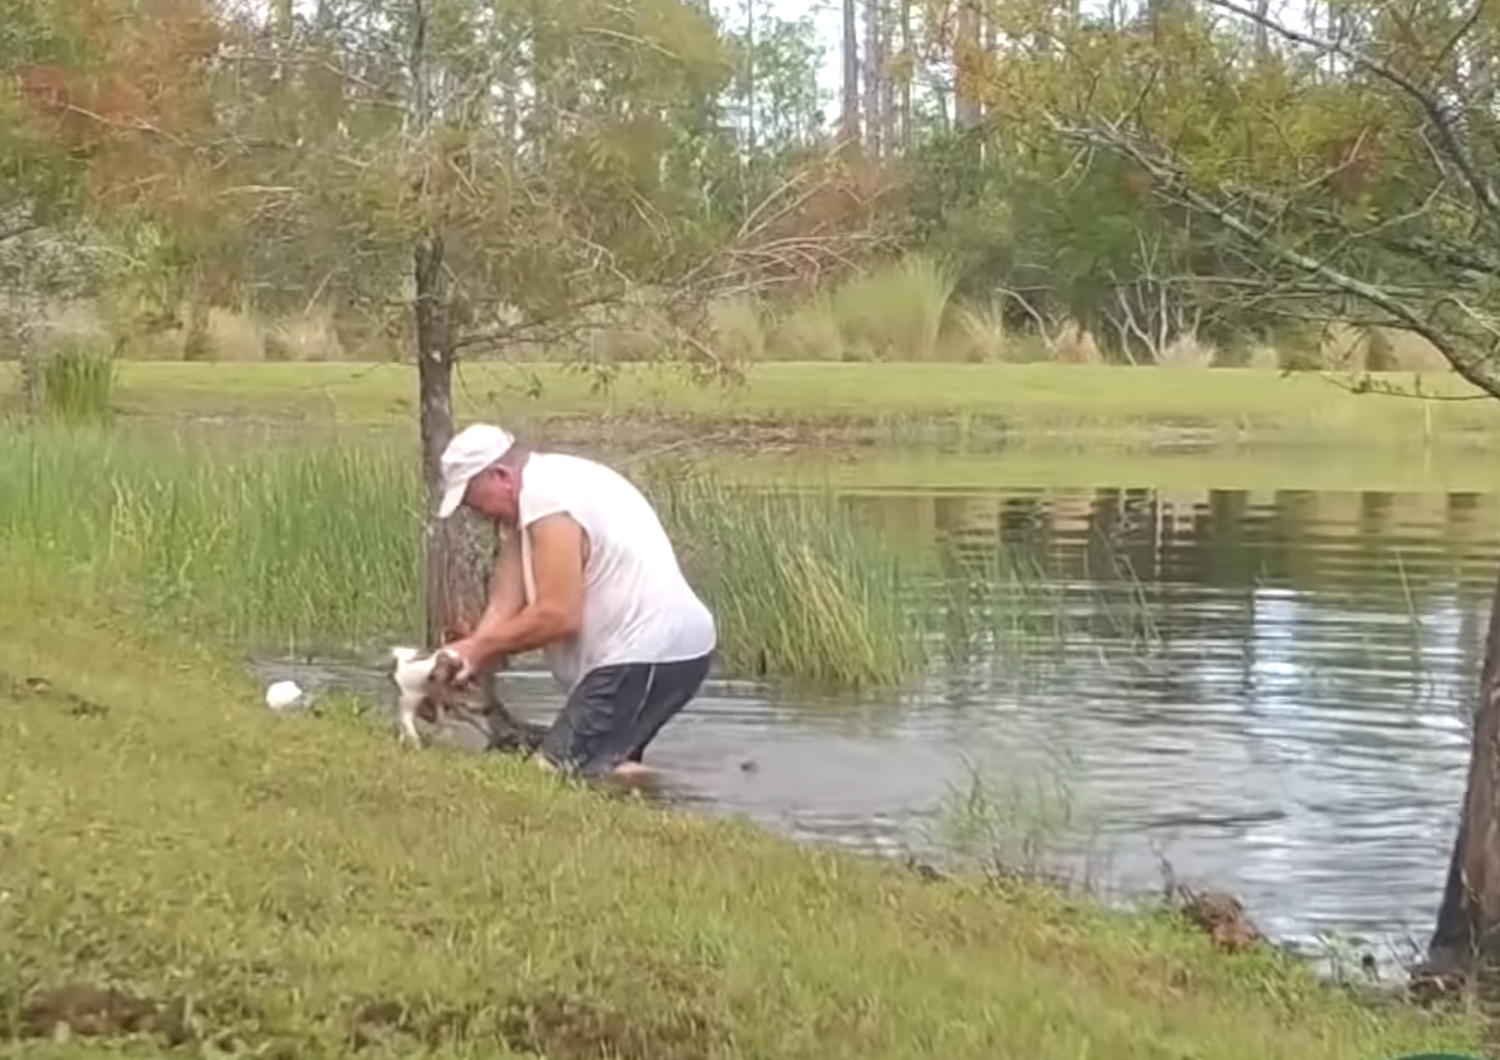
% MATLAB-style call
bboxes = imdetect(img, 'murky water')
[252,484,1500,966]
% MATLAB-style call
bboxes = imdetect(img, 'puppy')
[388,646,547,754]
[389,646,465,747]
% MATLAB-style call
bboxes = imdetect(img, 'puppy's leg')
[396,692,425,747]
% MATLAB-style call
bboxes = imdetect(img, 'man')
[434,422,716,781]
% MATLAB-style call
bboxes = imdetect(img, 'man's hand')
[437,641,479,686]
[436,640,509,688]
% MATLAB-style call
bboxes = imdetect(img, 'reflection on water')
[253,485,1498,962]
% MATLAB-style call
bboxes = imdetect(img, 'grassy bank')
[4,359,1497,448]
[0,567,1480,1059]
[0,426,1046,687]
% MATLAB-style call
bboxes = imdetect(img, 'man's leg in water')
[622,651,714,768]
[537,653,713,779]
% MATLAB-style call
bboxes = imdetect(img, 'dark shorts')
[537,651,713,777]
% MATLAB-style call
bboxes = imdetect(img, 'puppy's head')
[429,650,466,689]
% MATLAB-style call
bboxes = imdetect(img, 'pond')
[254,479,1495,968]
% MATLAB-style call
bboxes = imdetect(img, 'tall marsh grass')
[936,753,1099,889]
[644,465,927,686]
[40,345,117,423]
[828,255,959,362]
[2,428,421,647]
[0,427,1035,688]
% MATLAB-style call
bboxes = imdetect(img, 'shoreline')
[0,563,1481,1057]
[256,648,1441,989]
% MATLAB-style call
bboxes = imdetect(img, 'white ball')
[264,679,305,711]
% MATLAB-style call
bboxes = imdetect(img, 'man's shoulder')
[528,450,601,474]
[519,453,636,526]
[527,452,631,491]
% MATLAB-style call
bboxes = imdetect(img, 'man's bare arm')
[447,532,524,661]
[461,514,585,667]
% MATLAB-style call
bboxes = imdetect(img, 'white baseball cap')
[436,423,515,518]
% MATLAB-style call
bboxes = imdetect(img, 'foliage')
[4,0,881,367]
[10,0,1488,378]
[951,0,1500,390]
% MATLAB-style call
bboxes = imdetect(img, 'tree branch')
[1046,116,1500,398]
[1203,0,1500,229]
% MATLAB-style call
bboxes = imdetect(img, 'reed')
[0,427,970,687]
[641,462,929,688]
[0,426,421,650]
[39,345,117,424]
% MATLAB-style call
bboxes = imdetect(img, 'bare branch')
[1046,116,1500,398]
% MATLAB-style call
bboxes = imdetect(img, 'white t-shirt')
[513,452,717,692]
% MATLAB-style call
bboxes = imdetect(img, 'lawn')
[0,561,1480,1059]
[4,359,1496,447]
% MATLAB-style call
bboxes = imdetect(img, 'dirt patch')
[1,671,111,718]
[345,990,724,1060]
[346,997,476,1051]
[7,983,190,1044]
[501,991,721,1060]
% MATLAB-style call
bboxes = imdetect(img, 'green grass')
[0,425,1013,688]
[647,465,927,685]
[39,346,119,425]
[0,427,423,651]
[4,360,1496,448]
[0,566,1481,1059]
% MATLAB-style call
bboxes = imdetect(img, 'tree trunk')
[880,0,897,154]
[413,233,466,647]
[1426,562,1500,982]
[897,0,912,152]
[840,0,860,149]
[862,0,882,161]
[955,0,982,132]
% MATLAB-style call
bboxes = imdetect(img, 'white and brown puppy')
[389,647,547,754]
[389,646,468,747]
